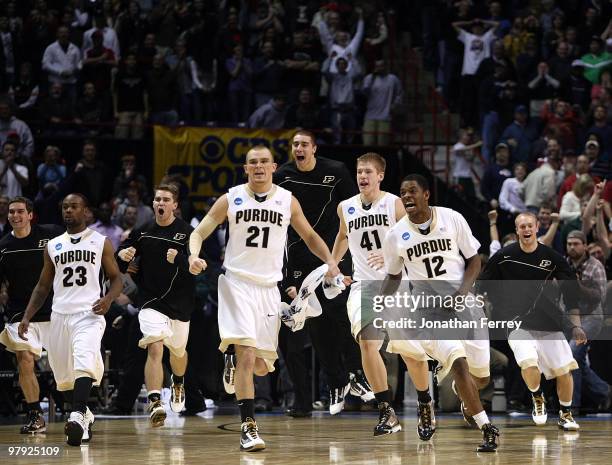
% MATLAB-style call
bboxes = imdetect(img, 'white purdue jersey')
[224,184,292,285]
[47,229,106,314]
[341,192,400,281]
[383,207,480,283]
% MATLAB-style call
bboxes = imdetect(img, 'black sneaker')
[20,410,46,434]
[223,353,236,395]
[285,408,312,418]
[64,411,86,446]
[240,417,265,451]
[477,423,500,452]
[329,383,350,415]
[349,371,375,402]
[374,402,402,436]
[417,401,436,441]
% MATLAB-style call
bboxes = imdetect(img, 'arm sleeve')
[348,18,365,56]
[382,232,403,275]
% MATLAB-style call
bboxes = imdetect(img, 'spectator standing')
[247,95,286,129]
[225,44,252,125]
[451,128,482,203]
[0,98,34,159]
[41,26,81,105]
[361,59,402,146]
[70,140,110,207]
[36,145,66,195]
[113,53,147,139]
[481,142,513,210]
[523,155,561,212]
[499,162,528,215]
[146,54,179,126]
[323,56,361,144]
[501,105,536,163]
[0,140,27,198]
[453,18,499,127]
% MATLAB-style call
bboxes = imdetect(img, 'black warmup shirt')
[274,157,357,280]
[479,242,580,333]
[0,224,64,322]
[117,218,194,321]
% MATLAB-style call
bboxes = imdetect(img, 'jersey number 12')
[423,256,446,278]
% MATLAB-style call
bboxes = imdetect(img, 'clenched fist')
[167,248,178,264]
[118,246,136,262]
[188,255,207,275]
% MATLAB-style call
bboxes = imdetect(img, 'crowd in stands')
[0,0,404,146]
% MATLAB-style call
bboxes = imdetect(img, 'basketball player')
[382,174,499,452]
[18,194,123,446]
[117,184,194,427]
[331,153,432,437]
[479,212,586,431]
[188,146,341,451]
[274,130,373,416]
[0,197,63,434]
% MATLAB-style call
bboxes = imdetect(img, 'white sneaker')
[65,412,86,446]
[240,418,265,452]
[532,394,547,425]
[558,410,580,431]
[82,407,95,442]
[170,376,186,413]
[329,383,350,415]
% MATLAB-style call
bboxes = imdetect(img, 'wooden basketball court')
[1,411,611,465]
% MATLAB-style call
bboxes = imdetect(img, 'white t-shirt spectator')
[0,160,28,197]
[499,177,526,213]
[452,142,474,178]
[458,29,495,75]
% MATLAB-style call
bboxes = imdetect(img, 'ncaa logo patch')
[402,232,411,241]
[234,197,243,205]
[55,243,62,250]
[348,206,355,214]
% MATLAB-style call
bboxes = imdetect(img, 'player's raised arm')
[290,196,340,277]
[188,194,228,274]
[93,238,124,315]
[18,248,55,339]
[331,204,349,264]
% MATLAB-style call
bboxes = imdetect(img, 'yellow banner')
[154,126,295,203]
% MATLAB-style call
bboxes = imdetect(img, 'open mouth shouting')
[157,207,165,216]
[403,201,416,213]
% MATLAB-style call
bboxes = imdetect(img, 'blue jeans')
[481,111,499,163]
[570,314,609,407]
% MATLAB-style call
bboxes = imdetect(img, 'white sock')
[559,400,571,407]
[529,385,541,394]
[472,410,489,429]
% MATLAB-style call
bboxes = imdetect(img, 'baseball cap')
[567,230,586,243]
[515,105,528,114]
[495,142,509,151]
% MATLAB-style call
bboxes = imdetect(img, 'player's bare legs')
[521,365,548,426]
[359,339,387,392]
[145,341,166,426]
[556,373,579,430]
[403,356,436,440]
[359,338,401,436]
[452,358,499,451]
[16,350,45,433]
[235,345,266,451]
[169,351,187,413]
